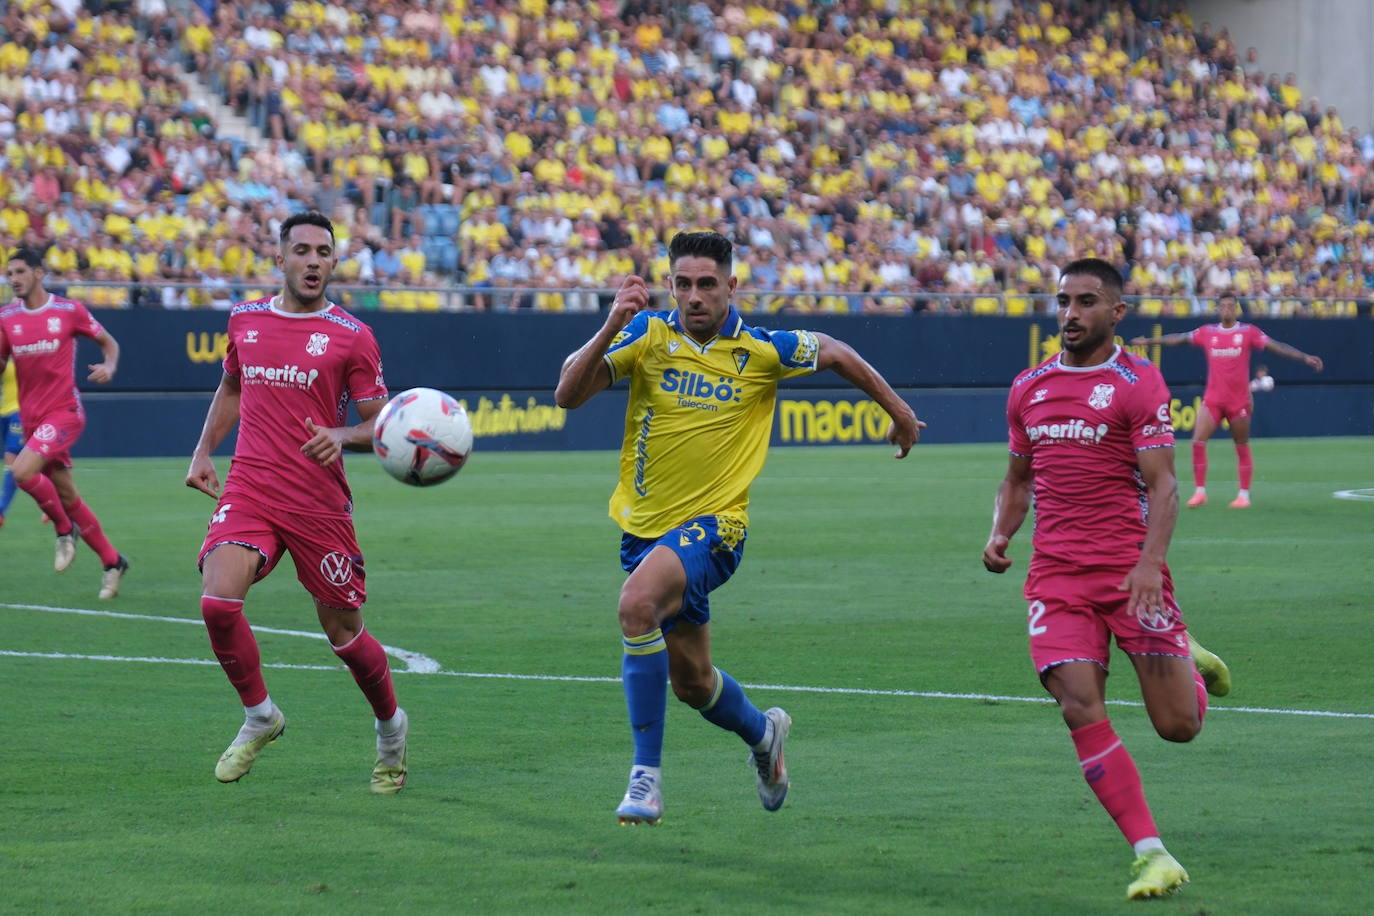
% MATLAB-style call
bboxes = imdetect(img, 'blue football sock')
[622,629,668,768]
[0,467,15,516]
[696,667,767,746]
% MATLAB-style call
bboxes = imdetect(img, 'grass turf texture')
[2,439,1371,914]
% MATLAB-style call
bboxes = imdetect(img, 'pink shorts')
[23,409,83,469]
[198,494,366,609]
[1024,563,1189,679]
[1203,397,1251,424]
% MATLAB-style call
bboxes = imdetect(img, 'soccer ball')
[372,387,473,486]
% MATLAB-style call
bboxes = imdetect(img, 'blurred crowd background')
[2,0,1372,316]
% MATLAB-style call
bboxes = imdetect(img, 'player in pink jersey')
[984,259,1232,901]
[1132,293,1323,508]
[183,212,408,794]
[0,247,128,597]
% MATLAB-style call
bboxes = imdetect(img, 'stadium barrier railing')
[0,281,1369,318]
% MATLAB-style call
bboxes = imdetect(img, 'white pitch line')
[3,649,1372,721]
[0,602,440,673]
[1333,488,1374,501]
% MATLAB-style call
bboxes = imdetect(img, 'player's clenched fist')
[608,275,651,328]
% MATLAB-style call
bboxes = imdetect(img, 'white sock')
[1237,488,1249,499]
[245,697,274,721]
[751,718,775,753]
[1133,837,1166,857]
[377,708,405,737]
[1194,486,1206,496]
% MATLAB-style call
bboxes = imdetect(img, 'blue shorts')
[2,413,20,456]
[620,515,747,633]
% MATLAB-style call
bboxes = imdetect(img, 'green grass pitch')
[2,438,1372,914]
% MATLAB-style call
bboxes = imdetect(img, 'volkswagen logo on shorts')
[1137,605,1178,633]
[319,551,354,586]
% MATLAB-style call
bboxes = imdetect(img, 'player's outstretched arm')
[300,397,386,467]
[983,453,1032,573]
[555,274,651,409]
[1117,446,1178,621]
[1264,338,1323,371]
[812,333,924,457]
[86,329,120,383]
[186,373,242,498]
[1129,332,1191,347]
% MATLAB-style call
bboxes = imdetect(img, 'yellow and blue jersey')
[1,359,17,416]
[604,306,819,537]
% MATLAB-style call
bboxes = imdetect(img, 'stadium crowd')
[1,0,1372,316]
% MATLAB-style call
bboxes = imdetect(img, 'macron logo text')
[241,364,319,388]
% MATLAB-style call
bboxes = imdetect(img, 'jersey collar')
[1055,344,1122,373]
[667,305,745,346]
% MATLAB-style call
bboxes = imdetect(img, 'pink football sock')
[332,628,398,721]
[202,595,268,707]
[1235,443,1253,490]
[1070,718,1159,846]
[63,499,120,566]
[1191,440,1208,488]
[18,473,73,533]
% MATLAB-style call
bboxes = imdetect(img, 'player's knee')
[1056,695,1105,731]
[11,463,36,485]
[616,587,663,637]
[201,595,244,632]
[670,674,714,707]
[1156,716,1201,743]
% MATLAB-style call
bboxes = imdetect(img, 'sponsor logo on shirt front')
[660,369,742,411]
[1025,418,1110,444]
[1209,346,1243,358]
[241,363,320,388]
[244,329,259,344]
[1030,388,1048,403]
[11,338,59,355]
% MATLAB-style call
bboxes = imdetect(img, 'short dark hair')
[9,246,45,269]
[1217,293,1239,304]
[279,210,335,246]
[1060,257,1123,299]
[668,230,732,269]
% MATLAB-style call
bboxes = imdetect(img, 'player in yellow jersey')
[0,359,19,527]
[556,231,923,825]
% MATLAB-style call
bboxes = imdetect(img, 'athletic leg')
[1228,413,1253,507]
[202,543,284,783]
[11,447,74,539]
[0,451,16,525]
[47,467,126,593]
[316,600,407,794]
[613,545,681,824]
[1188,406,1218,506]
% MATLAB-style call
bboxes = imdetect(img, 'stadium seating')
[1,0,1373,315]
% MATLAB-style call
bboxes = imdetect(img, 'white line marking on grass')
[0,602,440,673]
[5,604,1373,721]
[1333,488,1374,501]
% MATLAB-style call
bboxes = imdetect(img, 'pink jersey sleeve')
[347,326,387,404]
[1246,324,1270,351]
[1006,383,1031,455]
[1187,326,1206,346]
[71,301,105,340]
[1127,366,1176,452]
[222,320,240,378]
